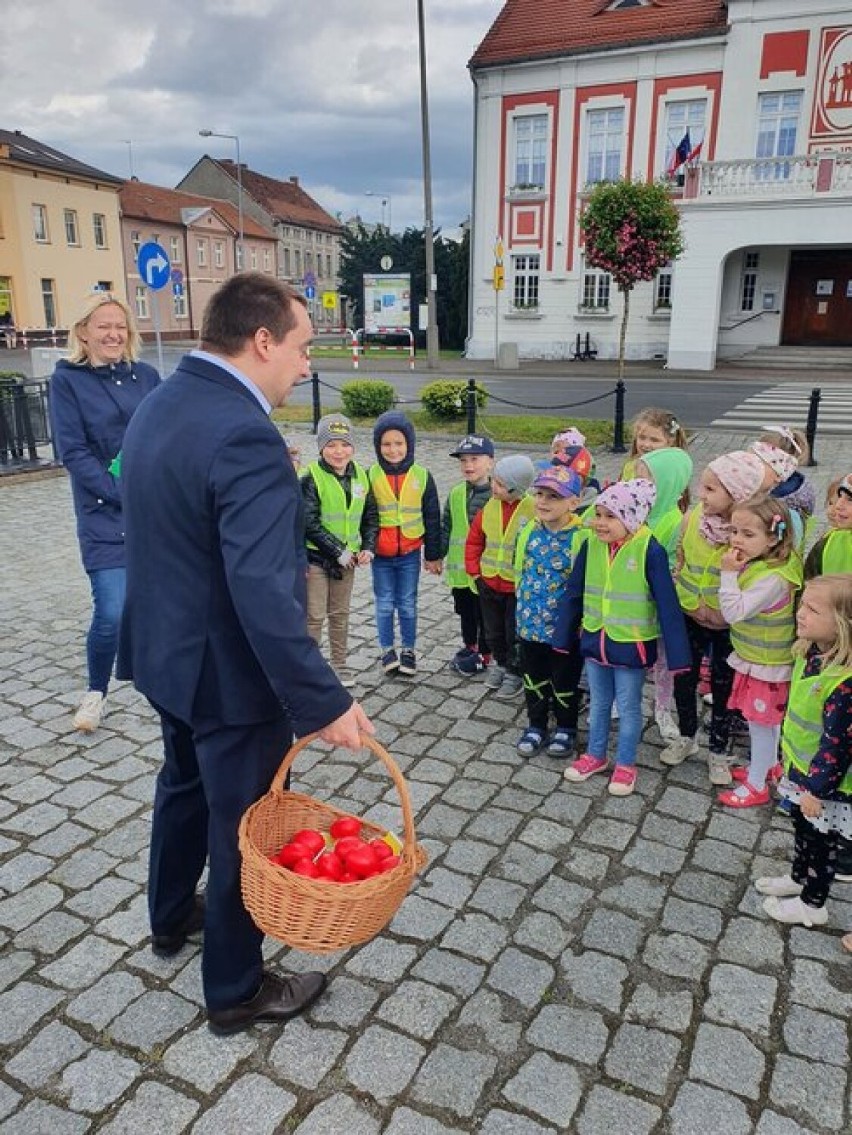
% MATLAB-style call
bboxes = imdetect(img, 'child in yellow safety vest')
[629,446,694,743]
[805,473,852,579]
[440,434,495,677]
[754,574,852,932]
[464,454,536,700]
[369,411,442,677]
[302,415,379,688]
[662,451,766,785]
[620,407,690,484]
[716,497,802,809]
[555,479,690,797]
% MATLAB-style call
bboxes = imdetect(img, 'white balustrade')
[693,153,852,199]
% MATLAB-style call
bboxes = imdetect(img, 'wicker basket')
[238,732,427,954]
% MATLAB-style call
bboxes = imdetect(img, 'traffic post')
[137,241,171,377]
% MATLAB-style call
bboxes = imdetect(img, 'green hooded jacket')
[641,447,694,566]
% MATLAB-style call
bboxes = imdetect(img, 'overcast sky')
[1,0,505,234]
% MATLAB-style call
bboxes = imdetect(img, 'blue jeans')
[585,658,646,767]
[86,568,126,693]
[371,552,421,651]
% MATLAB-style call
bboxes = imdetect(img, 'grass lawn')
[271,404,614,448]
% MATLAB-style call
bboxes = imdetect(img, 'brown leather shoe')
[207,971,328,1036]
[151,895,206,958]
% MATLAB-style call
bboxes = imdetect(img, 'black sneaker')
[381,649,400,673]
[398,649,417,676]
[451,649,486,677]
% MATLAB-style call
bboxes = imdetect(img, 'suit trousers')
[148,702,292,1011]
[306,564,356,667]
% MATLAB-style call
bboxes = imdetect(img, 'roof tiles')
[119,181,273,240]
[217,161,342,233]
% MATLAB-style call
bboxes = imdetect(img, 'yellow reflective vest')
[306,462,369,552]
[479,495,535,584]
[583,526,660,642]
[676,506,725,612]
[822,529,852,574]
[369,463,427,539]
[781,655,852,793]
[445,482,476,592]
[728,557,802,667]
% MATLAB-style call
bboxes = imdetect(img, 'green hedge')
[340,380,396,418]
[419,380,488,420]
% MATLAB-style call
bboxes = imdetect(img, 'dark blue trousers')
[148,703,292,1011]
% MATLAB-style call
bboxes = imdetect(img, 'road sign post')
[137,242,171,377]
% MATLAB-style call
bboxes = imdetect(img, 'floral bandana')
[596,478,657,533]
[751,441,798,482]
[701,451,766,545]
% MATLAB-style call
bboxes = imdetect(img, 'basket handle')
[269,731,419,855]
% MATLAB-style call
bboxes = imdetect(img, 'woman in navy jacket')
[50,292,160,732]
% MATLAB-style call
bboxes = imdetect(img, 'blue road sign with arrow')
[137,242,171,290]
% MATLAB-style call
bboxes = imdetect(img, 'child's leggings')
[792,806,839,908]
[673,616,734,753]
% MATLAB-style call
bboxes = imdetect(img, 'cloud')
[0,0,504,230]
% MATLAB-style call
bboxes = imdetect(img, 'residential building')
[178,158,344,328]
[0,128,124,332]
[118,181,277,340]
[467,0,852,370]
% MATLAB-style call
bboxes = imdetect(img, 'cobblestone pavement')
[1,426,850,1135]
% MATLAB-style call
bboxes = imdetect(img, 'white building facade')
[467,0,852,371]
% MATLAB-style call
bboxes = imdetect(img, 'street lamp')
[364,190,392,232]
[417,0,440,369]
[199,129,244,270]
[119,139,134,180]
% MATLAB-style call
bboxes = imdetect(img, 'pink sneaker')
[564,753,609,783]
[608,765,637,796]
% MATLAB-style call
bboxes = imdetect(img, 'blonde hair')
[628,407,688,457]
[67,291,141,365]
[794,574,852,669]
[759,426,809,467]
[825,477,844,507]
[731,495,796,567]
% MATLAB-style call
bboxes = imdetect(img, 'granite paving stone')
[16,909,88,954]
[40,935,126,989]
[163,1026,255,1092]
[412,948,486,996]
[440,912,509,961]
[310,975,382,1028]
[487,945,554,1008]
[581,906,646,959]
[668,1082,753,1135]
[576,1085,663,1135]
[526,1003,609,1064]
[661,895,724,941]
[453,988,523,1055]
[96,1080,199,1134]
[59,1048,143,1113]
[410,1042,498,1117]
[782,1004,849,1065]
[768,1055,848,1131]
[0,980,64,1044]
[643,932,711,982]
[385,1107,467,1134]
[0,1100,90,1135]
[108,989,199,1048]
[703,963,778,1036]
[478,1110,556,1134]
[344,937,418,982]
[191,1074,296,1135]
[293,1093,381,1134]
[468,876,527,919]
[690,1022,766,1100]
[512,910,574,958]
[4,1020,88,1089]
[502,1052,583,1128]
[624,983,695,1032]
[605,1022,682,1096]
[376,978,458,1038]
[788,959,852,1016]
[344,1024,425,1101]
[560,950,629,1013]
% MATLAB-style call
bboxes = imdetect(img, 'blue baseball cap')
[532,466,584,498]
[450,435,495,458]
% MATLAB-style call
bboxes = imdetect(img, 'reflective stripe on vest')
[823,529,852,574]
[781,655,852,793]
[676,506,723,611]
[728,557,802,666]
[306,462,369,552]
[445,482,476,591]
[369,463,427,538]
[583,526,660,642]
[480,495,535,583]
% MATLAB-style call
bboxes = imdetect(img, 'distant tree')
[580,178,684,379]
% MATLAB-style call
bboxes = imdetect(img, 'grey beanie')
[494,454,536,498]
[317,413,354,453]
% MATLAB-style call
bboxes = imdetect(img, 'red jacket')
[464,500,521,595]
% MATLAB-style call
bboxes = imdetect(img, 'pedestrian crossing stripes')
[711,382,852,435]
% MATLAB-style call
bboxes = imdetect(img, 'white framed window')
[512,253,540,308]
[654,266,673,310]
[131,230,141,256]
[586,108,624,184]
[236,244,244,270]
[756,91,802,179]
[197,239,207,268]
[41,278,57,326]
[663,99,706,175]
[64,209,79,246]
[93,213,107,249]
[214,241,224,268]
[326,254,333,276]
[174,291,188,319]
[135,284,149,320]
[740,251,760,311]
[170,236,181,263]
[581,268,612,309]
[263,248,272,272]
[250,247,258,270]
[514,114,547,188]
[32,204,49,242]
[295,249,302,275]
[283,248,291,276]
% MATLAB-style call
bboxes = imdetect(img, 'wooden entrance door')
[782,250,852,345]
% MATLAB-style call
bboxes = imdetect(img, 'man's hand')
[799,791,823,820]
[318,701,374,751]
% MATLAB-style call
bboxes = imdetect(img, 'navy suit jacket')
[117,353,352,732]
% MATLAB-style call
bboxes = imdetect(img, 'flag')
[686,138,703,164]
[668,130,691,176]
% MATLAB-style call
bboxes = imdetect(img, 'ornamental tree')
[580,178,684,379]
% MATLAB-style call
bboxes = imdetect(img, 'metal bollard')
[612,380,627,454]
[311,371,321,433]
[466,378,478,434]
[804,387,820,466]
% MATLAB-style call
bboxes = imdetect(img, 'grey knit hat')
[317,413,354,452]
[494,454,536,498]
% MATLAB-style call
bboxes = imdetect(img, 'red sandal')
[718,781,771,808]
[731,763,782,785]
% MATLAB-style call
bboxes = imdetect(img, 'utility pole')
[417,0,440,370]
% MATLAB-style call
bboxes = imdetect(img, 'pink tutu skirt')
[727,671,789,726]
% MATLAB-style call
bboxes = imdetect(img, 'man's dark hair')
[200,272,307,355]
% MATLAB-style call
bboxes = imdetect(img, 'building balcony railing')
[682,152,852,201]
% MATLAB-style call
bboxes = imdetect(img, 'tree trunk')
[618,287,630,382]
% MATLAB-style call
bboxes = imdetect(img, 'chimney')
[289,176,299,187]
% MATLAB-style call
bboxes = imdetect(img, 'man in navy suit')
[119,273,373,1035]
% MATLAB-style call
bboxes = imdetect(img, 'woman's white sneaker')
[73,691,105,733]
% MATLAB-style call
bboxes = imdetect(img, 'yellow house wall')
[1,165,124,328]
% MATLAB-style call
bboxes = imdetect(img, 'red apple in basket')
[275,843,306,869]
[330,816,362,840]
[315,851,344,881]
[334,836,365,861]
[346,844,381,879]
[291,858,320,878]
[290,829,326,856]
[378,855,401,873]
[369,839,393,861]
